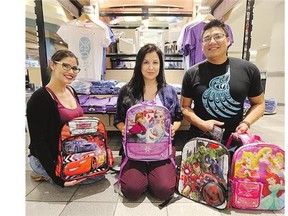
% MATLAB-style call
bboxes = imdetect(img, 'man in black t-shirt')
[180,19,265,149]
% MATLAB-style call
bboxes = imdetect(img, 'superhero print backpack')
[178,137,230,209]
[55,116,114,181]
[227,132,285,210]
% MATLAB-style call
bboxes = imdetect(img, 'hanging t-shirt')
[57,19,111,81]
[177,20,201,71]
[102,26,116,77]
[181,22,234,67]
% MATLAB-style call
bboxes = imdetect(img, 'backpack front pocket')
[232,180,262,209]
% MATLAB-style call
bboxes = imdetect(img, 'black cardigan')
[26,86,79,187]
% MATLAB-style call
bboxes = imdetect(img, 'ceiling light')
[145,0,157,4]
[124,17,139,22]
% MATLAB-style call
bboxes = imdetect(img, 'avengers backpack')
[178,137,230,209]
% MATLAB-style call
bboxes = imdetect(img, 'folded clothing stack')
[105,96,118,113]
[264,98,277,114]
[78,94,90,105]
[90,80,119,95]
[81,96,110,113]
[243,97,277,115]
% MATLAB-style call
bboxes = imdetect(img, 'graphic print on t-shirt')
[79,37,91,60]
[202,68,240,118]
[79,37,92,74]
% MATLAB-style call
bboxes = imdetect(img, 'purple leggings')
[120,149,176,201]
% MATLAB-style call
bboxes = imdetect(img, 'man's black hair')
[201,19,229,38]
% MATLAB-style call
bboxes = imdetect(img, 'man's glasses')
[202,33,227,43]
[54,61,81,73]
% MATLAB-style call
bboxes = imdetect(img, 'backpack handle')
[141,100,156,106]
[226,132,264,148]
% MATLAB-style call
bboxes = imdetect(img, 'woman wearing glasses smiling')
[26,49,103,187]
[180,19,265,154]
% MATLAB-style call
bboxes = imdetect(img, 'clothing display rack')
[241,0,255,61]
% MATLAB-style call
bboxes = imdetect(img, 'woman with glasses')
[26,49,103,187]
[180,19,265,153]
[113,43,183,201]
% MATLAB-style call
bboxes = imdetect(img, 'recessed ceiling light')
[145,0,157,4]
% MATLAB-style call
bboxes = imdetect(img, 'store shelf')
[106,53,184,70]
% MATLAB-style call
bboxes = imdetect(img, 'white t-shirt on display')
[57,20,111,81]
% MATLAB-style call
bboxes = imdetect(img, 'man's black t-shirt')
[181,57,263,143]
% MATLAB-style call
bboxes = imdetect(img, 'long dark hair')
[127,43,166,100]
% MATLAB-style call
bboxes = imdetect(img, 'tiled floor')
[26,106,285,216]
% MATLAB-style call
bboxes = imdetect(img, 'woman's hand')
[116,122,125,136]
[171,121,181,137]
[121,126,126,136]
[64,178,87,187]
[171,125,176,137]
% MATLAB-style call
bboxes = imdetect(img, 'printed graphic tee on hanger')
[57,20,111,81]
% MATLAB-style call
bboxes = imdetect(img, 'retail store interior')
[25,0,284,216]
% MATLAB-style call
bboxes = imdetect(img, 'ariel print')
[260,173,285,210]
[228,133,285,210]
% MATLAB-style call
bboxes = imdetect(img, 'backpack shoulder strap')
[114,156,129,193]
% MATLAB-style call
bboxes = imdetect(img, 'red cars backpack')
[55,116,114,181]
[227,132,285,210]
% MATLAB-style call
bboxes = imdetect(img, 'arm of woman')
[113,86,129,135]
[160,85,183,136]
[171,121,181,137]
[27,90,66,187]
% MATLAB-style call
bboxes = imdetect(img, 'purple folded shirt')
[106,96,118,113]
[78,94,89,105]
[81,96,110,113]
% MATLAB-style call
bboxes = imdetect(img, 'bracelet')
[240,120,250,128]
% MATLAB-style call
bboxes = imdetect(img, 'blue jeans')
[28,155,50,178]
[28,155,105,184]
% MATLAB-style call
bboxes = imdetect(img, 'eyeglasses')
[202,33,227,43]
[54,61,81,73]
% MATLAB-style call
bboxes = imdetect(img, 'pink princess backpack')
[227,133,285,210]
